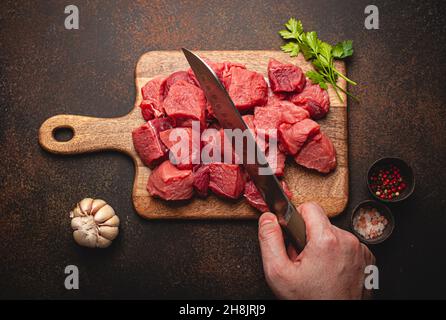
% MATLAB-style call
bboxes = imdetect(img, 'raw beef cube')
[193,165,210,197]
[139,100,155,121]
[141,77,165,117]
[279,119,320,155]
[226,67,268,111]
[267,87,289,104]
[209,163,245,199]
[150,117,176,132]
[279,101,310,124]
[253,101,309,139]
[132,117,175,167]
[244,180,292,212]
[254,106,282,139]
[220,62,248,88]
[266,146,286,176]
[188,60,246,88]
[295,132,337,173]
[268,58,306,93]
[200,127,223,163]
[160,71,196,100]
[147,160,194,200]
[289,82,330,119]
[141,76,164,101]
[163,80,207,126]
[159,127,200,170]
[201,128,240,164]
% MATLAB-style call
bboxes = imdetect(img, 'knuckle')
[320,230,338,248]
[299,201,318,214]
[345,232,361,248]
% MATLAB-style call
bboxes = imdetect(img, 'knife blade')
[182,48,306,251]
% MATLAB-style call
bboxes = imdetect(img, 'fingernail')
[260,218,275,227]
[259,213,277,227]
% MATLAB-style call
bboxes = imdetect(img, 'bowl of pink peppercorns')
[367,157,415,203]
[351,200,395,244]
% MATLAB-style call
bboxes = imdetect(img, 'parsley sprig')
[279,18,357,101]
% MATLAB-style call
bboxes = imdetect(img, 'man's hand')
[258,202,375,300]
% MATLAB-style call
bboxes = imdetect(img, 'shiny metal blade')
[182,48,306,251]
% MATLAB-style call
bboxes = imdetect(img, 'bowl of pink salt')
[351,200,395,244]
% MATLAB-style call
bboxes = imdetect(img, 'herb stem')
[333,68,357,86]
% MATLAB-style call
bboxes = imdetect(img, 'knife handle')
[279,205,307,253]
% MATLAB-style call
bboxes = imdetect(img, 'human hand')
[258,202,375,300]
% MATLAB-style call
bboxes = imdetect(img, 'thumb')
[258,212,291,270]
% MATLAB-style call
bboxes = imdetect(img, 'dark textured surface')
[1,0,445,299]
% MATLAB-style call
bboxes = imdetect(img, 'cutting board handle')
[38,113,138,155]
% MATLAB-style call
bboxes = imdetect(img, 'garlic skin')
[70,198,120,248]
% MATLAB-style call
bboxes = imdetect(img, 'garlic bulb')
[70,198,120,248]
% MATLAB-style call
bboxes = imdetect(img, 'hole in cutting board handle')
[52,126,74,142]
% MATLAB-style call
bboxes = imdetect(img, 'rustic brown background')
[1,0,445,299]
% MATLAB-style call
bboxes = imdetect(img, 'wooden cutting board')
[39,50,348,219]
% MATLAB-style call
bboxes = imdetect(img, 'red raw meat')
[242,114,268,153]
[159,127,200,169]
[267,87,289,104]
[254,101,309,139]
[147,160,194,200]
[279,118,320,155]
[266,145,286,176]
[289,82,330,119]
[163,80,207,126]
[201,128,241,164]
[295,132,337,173]
[160,71,196,100]
[132,117,175,167]
[219,62,248,88]
[141,77,165,117]
[134,58,338,205]
[209,163,245,199]
[188,60,246,87]
[244,112,283,174]
[268,58,306,93]
[279,101,310,124]
[244,180,292,212]
[141,76,164,101]
[226,67,268,111]
[139,99,167,120]
[193,165,210,197]
[254,106,282,139]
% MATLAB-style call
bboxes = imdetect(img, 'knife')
[182,48,306,252]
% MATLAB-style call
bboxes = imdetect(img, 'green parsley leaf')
[304,31,319,53]
[278,30,296,39]
[284,18,303,37]
[332,40,353,58]
[278,18,358,102]
[306,70,328,89]
[299,42,313,60]
[306,70,324,83]
[280,42,300,56]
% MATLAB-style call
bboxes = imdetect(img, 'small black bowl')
[351,200,394,245]
[367,157,415,203]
